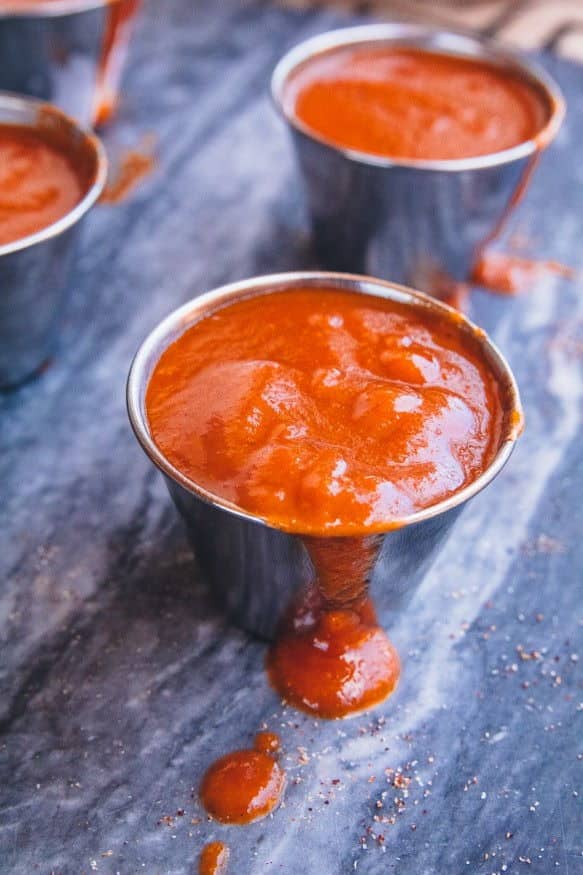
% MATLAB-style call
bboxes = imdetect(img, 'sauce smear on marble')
[200,733,285,824]
[100,143,155,204]
[285,46,547,160]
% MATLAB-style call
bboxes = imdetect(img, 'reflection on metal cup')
[0,92,107,389]
[0,0,140,127]
[271,25,565,294]
[127,272,523,639]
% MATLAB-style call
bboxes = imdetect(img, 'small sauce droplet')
[254,731,281,754]
[472,251,574,296]
[200,746,285,824]
[199,841,230,875]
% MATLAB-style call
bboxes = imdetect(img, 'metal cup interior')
[271,25,566,291]
[0,92,107,389]
[127,272,523,637]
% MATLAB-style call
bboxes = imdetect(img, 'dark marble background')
[0,1,582,873]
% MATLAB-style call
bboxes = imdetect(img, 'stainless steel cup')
[0,92,107,389]
[0,0,140,127]
[127,272,523,639]
[272,25,565,294]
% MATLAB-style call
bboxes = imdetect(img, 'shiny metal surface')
[272,25,565,293]
[0,0,138,127]
[0,93,107,390]
[127,272,523,638]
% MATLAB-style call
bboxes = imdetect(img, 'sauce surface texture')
[285,46,546,160]
[200,733,285,824]
[146,288,502,535]
[0,123,85,246]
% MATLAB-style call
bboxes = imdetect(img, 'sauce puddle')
[200,732,285,826]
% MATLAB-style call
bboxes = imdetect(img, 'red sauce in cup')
[146,288,503,535]
[284,46,547,161]
[0,123,86,246]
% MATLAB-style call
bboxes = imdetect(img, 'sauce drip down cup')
[127,272,523,639]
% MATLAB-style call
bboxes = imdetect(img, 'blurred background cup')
[127,272,523,639]
[0,0,140,128]
[272,24,565,295]
[0,92,107,390]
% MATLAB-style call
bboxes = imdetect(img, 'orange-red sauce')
[267,536,400,717]
[200,733,285,824]
[199,841,230,875]
[472,251,575,295]
[100,144,155,204]
[94,0,141,126]
[146,288,503,535]
[285,46,547,160]
[0,123,85,246]
[253,731,281,754]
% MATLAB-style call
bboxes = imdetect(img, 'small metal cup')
[0,92,107,389]
[127,272,523,639]
[272,25,565,293]
[0,0,140,127]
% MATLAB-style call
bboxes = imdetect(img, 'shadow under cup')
[127,272,523,639]
[271,25,565,294]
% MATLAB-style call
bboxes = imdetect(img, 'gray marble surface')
[0,1,582,873]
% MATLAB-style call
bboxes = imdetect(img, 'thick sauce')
[199,841,230,875]
[267,536,400,717]
[146,288,503,535]
[285,46,547,160]
[0,124,85,246]
[200,733,285,824]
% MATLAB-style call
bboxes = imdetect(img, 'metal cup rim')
[0,92,107,257]
[271,23,566,173]
[0,0,119,18]
[127,271,524,538]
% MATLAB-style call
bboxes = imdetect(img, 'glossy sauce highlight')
[200,733,285,824]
